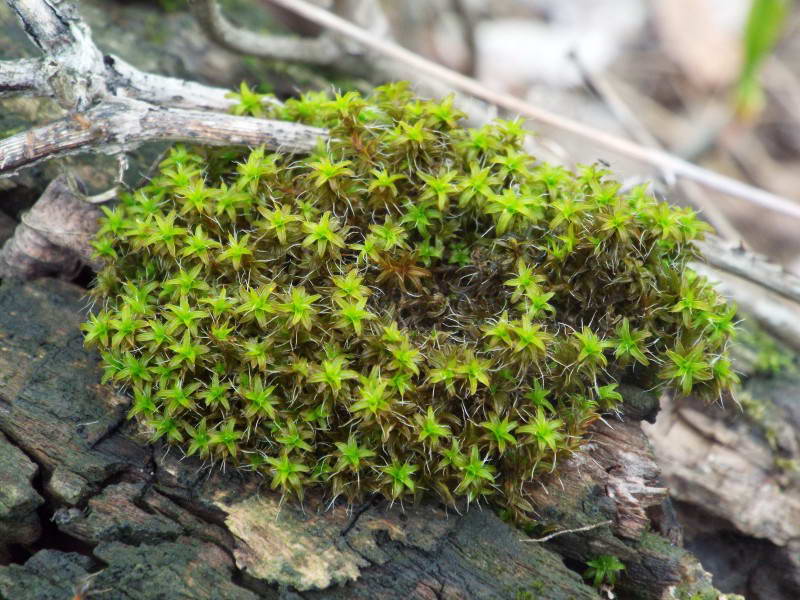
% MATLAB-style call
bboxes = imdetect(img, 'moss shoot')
[83,83,737,519]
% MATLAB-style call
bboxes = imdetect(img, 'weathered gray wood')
[0,0,325,178]
[645,340,800,599]
[0,98,323,177]
[0,175,101,280]
[0,431,43,554]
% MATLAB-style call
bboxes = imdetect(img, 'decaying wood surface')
[0,175,100,280]
[645,359,800,599]
[0,277,723,599]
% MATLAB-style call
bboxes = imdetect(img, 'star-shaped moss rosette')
[83,83,738,520]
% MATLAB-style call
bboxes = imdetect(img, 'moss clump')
[83,83,737,518]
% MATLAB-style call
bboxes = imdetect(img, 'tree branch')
[0,58,50,98]
[0,98,322,177]
[102,54,270,112]
[0,0,324,178]
[8,0,82,54]
[8,0,107,111]
[189,0,343,65]
[696,236,800,307]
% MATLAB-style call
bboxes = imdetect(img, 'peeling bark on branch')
[0,58,49,97]
[0,0,323,177]
[0,98,323,176]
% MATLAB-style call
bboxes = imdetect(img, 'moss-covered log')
[0,277,730,599]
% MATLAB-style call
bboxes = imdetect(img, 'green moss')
[156,0,185,12]
[83,83,736,520]
[738,322,795,375]
[636,531,685,561]
[583,554,625,589]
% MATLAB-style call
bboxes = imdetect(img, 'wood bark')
[644,346,800,599]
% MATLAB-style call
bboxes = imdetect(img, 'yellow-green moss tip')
[83,82,737,519]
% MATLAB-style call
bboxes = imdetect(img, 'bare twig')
[0,0,324,178]
[0,98,322,177]
[692,261,800,352]
[102,55,257,112]
[0,53,242,112]
[676,180,741,242]
[7,0,107,111]
[191,0,494,126]
[189,0,343,65]
[266,0,800,220]
[0,58,50,98]
[696,236,800,307]
[522,519,613,543]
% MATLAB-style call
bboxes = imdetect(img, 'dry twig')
[265,0,800,220]
[190,0,495,124]
[522,519,613,543]
[696,236,800,306]
[0,0,323,177]
[189,0,344,66]
[575,63,741,242]
[0,98,321,176]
